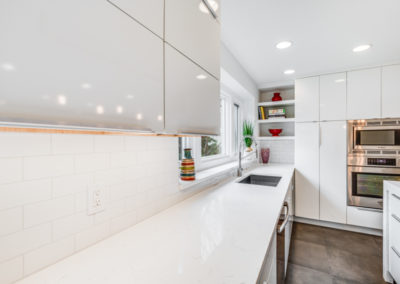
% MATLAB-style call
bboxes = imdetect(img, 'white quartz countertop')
[17,164,295,284]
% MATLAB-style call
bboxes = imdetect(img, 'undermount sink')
[238,174,282,187]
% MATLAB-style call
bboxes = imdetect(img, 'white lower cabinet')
[383,182,400,283]
[295,122,320,219]
[257,233,277,284]
[319,121,347,224]
[346,206,383,230]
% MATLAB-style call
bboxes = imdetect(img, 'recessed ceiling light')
[353,44,371,52]
[116,106,123,114]
[196,74,207,80]
[199,0,219,14]
[284,69,295,75]
[335,79,346,83]
[81,83,92,89]
[157,115,163,121]
[276,41,292,49]
[126,94,134,99]
[96,105,104,114]
[136,113,143,120]
[57,95,67,105]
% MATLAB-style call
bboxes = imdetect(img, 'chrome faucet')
[237,136,258,177]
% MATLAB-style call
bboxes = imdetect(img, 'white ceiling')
[221,0,400,89]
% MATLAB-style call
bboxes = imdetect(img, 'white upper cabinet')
[165,45,220,135]
[165,0,220,79]
[347,68,381,120]
[295,77,319,122]
[0,0,164,131]
[382,64,400,119]
[319,121,347,224]
[320,73,347,121]
[108,0,164,38]
[295,122,320,220]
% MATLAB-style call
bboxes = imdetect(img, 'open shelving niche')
[256,86,295,164]
[257,87,295,139]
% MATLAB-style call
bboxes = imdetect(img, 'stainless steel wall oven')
[348,119,400,209]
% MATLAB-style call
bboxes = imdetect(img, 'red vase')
[272,92,282,101]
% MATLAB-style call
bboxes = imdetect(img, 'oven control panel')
[367,158,397,166]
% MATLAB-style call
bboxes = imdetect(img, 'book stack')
[258,106,287,120]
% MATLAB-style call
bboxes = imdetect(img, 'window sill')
[179,158,256,191]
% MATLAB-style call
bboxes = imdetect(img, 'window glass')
[201,136,221,157]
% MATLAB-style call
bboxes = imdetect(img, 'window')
[179,92,243,171]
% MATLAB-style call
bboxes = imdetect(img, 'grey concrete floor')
[285,222,386,284]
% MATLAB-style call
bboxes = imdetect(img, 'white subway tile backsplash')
[0,180,52,210]
[0,224,51,262]
[0,132,206,279]
[0,133,51,157]
[53,212,93,240]
[75,222,109,251]
[125,136,148,152]
[24,196,75,228]
[23,236,75,276]
[53,174,92,198]
[94,136,124,153]
[75,191,87,212]
[0,257,23,284]
[0,158,22,184]
[52,134,94,154]
[24,155,74,180]
[75,153,108,173]
[94,200,125,224]
[0,207,23,237]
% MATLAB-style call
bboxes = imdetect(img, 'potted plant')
[243,120,254,152]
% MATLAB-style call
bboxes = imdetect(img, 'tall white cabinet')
[295,77,319,122]
[295,76,347,224]
[295,122,320,219]
[319,121,347,224]
[382,65,400,118]
[347,68,381,120]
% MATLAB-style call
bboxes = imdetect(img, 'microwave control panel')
[367,158,397,166]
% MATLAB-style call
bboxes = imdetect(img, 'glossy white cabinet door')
[108,0,164,38]
[295,122,320,219]
[320,73,347,121]
[0,0,164,131]
[165,45,220,135]
[347,206,383,230]
[347,68,381,120]
[382,65,400,119]
[320,121,347,224]
[165,0,220,79]
[295,77,319,122]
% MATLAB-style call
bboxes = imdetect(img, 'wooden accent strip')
[0,126,199,137]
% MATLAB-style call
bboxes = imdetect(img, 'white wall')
[221,43,258,121]
[0,132,208,283]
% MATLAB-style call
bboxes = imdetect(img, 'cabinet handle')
[392,246,400,258]
[392,214,400,223]
[357,207,382,213]
[277,202,289,234]
[392,193,400,201]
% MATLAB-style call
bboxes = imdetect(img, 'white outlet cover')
[87,184,106,215]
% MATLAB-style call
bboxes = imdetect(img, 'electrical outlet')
[87,184,106,215]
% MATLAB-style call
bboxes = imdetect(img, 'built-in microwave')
[349,119,400,153]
